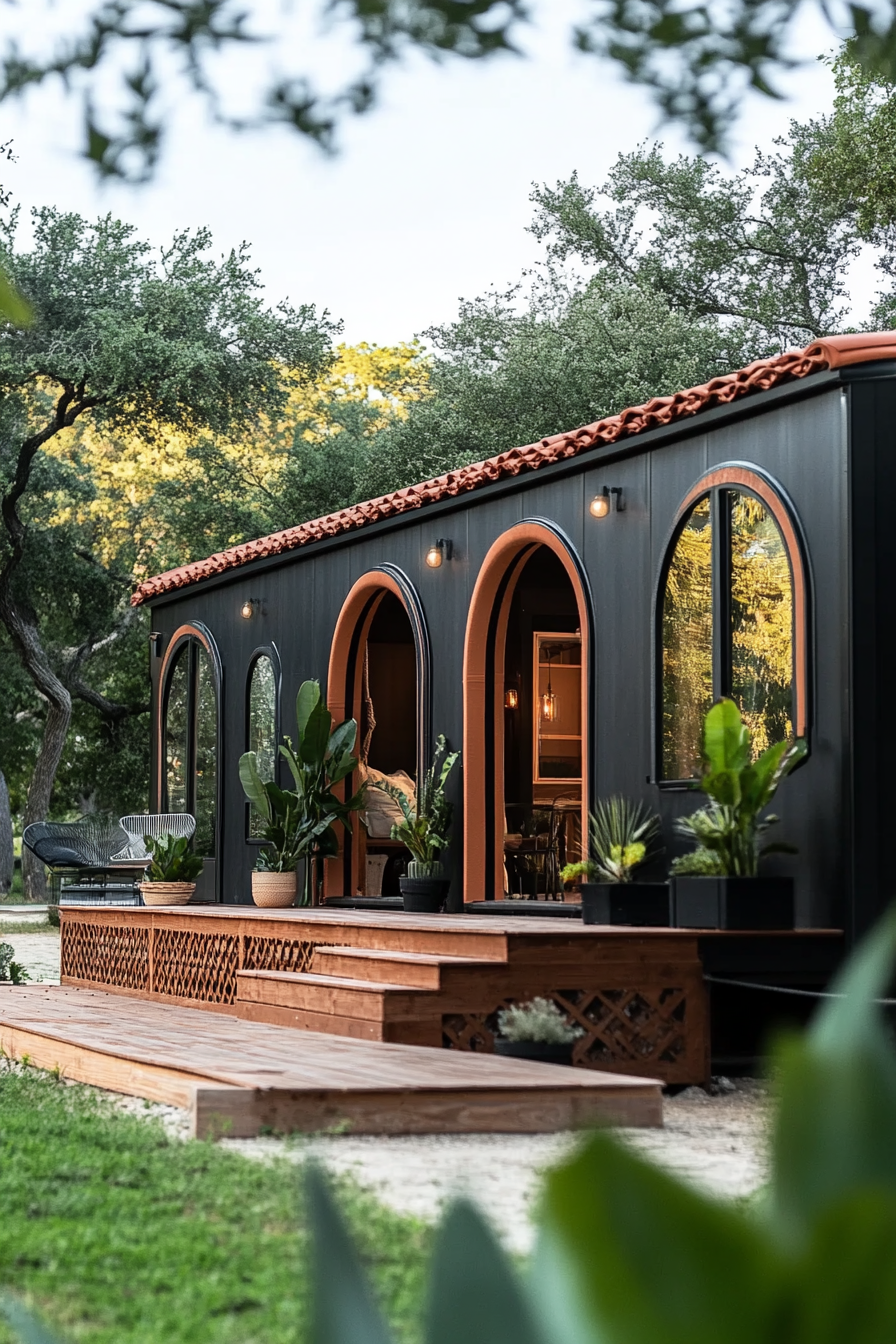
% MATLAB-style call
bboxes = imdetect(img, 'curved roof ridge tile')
[132,331,896,605]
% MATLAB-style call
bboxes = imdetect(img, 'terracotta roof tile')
[132,332,896,605]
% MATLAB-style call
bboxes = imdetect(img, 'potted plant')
[371,735,460,912]
[240,680,366,907]
[494,996,584,1065]
[670,697,807,929]
[138,834,204,906]
[563,796,668,926]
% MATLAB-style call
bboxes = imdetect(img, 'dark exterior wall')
[149,374,860,929]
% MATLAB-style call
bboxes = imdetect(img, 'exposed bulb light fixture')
[240,599,258,619]
[425,539,453,569]
[504,687,519,710]
[589,486,625,518]
[541,647,558,721]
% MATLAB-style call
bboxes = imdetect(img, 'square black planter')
[581,882,671,927]
[672,876,794,930]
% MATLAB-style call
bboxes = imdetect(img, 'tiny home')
[133,332,896,956]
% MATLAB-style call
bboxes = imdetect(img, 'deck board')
[0,985,663,1138]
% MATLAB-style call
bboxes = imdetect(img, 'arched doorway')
[327,566,431,896]
[156,622,222,902]
[463,522,594,903]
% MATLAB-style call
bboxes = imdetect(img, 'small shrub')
[0,942,30,984]
[496,997,584,1045]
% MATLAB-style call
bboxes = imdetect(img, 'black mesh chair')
[22,817,142,905]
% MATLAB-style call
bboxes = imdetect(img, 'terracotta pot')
[252,871,297,908]
[138,881,195,907]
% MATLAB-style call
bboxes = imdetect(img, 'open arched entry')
[326,565,432,896]
[463,521,594,904]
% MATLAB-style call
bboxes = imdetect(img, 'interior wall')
[365,592,416,776]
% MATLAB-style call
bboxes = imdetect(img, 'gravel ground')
[3,930,769,1252]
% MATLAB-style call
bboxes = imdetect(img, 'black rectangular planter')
[581,882,671,927]
[672,876,795,930]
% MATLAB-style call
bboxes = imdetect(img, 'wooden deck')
[59,905,843,1086]
[0,985,663,1138]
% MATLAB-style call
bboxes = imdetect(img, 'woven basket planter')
[138,881,195,907]
[252,871,297,908]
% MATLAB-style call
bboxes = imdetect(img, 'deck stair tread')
[238,969,427,995]
[312,945,494,989]
[0,985,664,1137]
[316,946,490,966]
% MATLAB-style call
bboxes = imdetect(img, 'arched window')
[161,626,221,857]
[246,649,280,839]
[658,468,808,782]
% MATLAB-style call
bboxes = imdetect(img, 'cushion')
[31,843,86,866]
[359,764,416,838]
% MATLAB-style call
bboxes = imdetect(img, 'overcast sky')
[1,3,853,345]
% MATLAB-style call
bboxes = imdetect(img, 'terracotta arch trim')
[326,567,432,897]
[660,465,809,767]
[463,521,594,904]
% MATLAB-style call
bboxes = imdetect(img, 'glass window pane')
[164,649,189,813]
[194,645,218,857]
[729,491,794,756]
[248,656,276,838]
[662,495,714,779]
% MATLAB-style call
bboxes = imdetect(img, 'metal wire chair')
[22,817,137,904]
[113,813,196,862]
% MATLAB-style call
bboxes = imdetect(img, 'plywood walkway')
[0,985,663,1139]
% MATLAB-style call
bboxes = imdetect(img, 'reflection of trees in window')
[247,655,276,839]
[165,651,189,814]
[662,496,713,780]
[660,482,798,780]
[730,492,793,756]
[162,634,219,858]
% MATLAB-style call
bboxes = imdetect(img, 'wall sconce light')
[240,598,261,619]
[504,687,519,710]
[589,486,625,518]
[149,632,163,658]
[425,539,453,569]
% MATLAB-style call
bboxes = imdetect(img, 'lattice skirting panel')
[62,919,318,1006]
[442,982,707,1084]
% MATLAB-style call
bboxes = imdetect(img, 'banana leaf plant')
[239,680,366,904]
[671,697,807,877]
[370,734,460,878]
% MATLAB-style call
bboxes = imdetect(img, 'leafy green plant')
[671,697,807,877]
[240,680,366,903]
[0,940,29,984]
[496,997,585,1045]
[559,859,598,886]
[588,795,663,883]
[370,735,460,878]
[141,834,203,883]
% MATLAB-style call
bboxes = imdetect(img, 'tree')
[0,205,337,897]
[3,3,896,176]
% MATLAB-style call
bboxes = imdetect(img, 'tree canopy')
[4,0,896,177]
[0,203,337,895]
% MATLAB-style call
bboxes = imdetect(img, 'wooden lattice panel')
[242,936,317,975]
[442,981,702,1083]
[61,920,150,991]
[153,929,240,1004]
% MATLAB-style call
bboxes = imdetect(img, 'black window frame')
[654,466,810,789]
[244,643,282,845]
[159,623,223,854]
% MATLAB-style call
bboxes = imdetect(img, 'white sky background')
[0,1,876,344]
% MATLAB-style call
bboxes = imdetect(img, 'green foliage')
[371,735,459,874]
[297,910,896,1344]
[559,860,598,885]
[588,796,663,884]
[0,1066,431,1344]
[240,680,365,895]
[496,997,584,1045]
[141,834,203,883]
[0,941,29,983]
[671,698,806,877]
[4,4,896,167]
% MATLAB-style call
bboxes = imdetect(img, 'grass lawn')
[0,1067,432,1344]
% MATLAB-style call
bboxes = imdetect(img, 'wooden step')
[236,969,435,1023]
[313,945,489,990]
